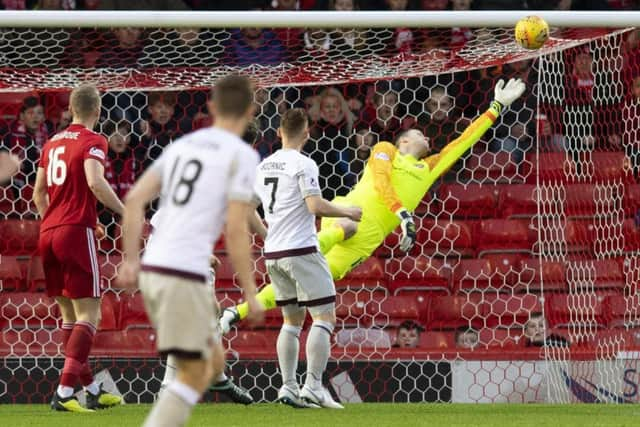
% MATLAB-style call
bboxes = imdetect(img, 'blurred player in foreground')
[157,120,261,405]
[0,151,20,183]
[117,74,264,427]
[221,78,526,332]
[254,109,361,408]
[33,84,125,412]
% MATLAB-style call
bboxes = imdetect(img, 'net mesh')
[1,24,639,404]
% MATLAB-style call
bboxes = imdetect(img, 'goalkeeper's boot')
[209,377,254,405]
[51,392,94,413]
[277,384,320,409]
[220,307,240,335]
[300,385,344,409]
[86,384,123,409]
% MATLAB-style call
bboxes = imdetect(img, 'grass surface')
[2,403,639,427]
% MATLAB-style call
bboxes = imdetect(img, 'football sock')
[277,324,302,389]
[237,284,276,321]
[84,381,100,395]
[161,354,178,387]
[60,321,96,389]
[305,321,334,390]
[318,225,345,255]
[143,381,199,427]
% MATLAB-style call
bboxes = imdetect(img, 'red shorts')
[38,225,101,299]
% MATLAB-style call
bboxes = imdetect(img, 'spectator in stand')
[524,313,570,347]
[135,91,190,169]
[449,0,474,50]
[392,320,424,349]
[417,85,458,152]
[330,0,367,56]
[102,120,137,200]
[566,49,594,106]
[2,96,52,187]
[224,27,287,66]
[455,327,479,349]
[350,127,378,178]
[271,0,305,60]
[56,109,73,132]
[98,0,188,9]
[96,27,145,68]
[139,28,224,67]
[100,120,137,237]
[306,87,357,199]
[358,87,402,141]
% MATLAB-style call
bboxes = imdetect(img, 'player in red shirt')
[33,84,125,413]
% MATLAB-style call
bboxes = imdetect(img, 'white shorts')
[266,251,336,307]
[139,270,220,360]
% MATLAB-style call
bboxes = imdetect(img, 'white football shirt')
[254,148,322,253]
[142,127,258,279]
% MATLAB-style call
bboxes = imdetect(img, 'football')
[515,15,549,50]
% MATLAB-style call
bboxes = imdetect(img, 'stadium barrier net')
[0,13,639,404]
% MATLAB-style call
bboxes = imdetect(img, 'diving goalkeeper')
[221,78,526,333]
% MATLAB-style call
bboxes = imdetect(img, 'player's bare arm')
[249,209,268,240]
[117,168,162,290]
[226,200,264,326]
[0,151,20,183]
[33,167,49,218]
[84,158,125,216]
[305,195,362,222]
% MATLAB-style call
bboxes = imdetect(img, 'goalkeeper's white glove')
[492,78,526,111]
[396,208,417,253]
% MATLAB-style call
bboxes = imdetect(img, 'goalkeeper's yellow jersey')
[342,106,499,236]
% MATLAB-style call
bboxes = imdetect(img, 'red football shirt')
[38,124,108,232]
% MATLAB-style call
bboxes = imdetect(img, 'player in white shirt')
[253,109,361,409]
[155,122,262,405]
[117,74,264,427]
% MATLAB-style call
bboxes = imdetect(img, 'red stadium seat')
[0,292,59,329]
[0,187,17,214]
[0,328,61,357]
[92,331,128,356]
[230,330,271,350]
[371,296,420,327]
[385,256,451,294]
[419,219,474,257]
[335,291,368,327]
[99,254,122,290]
[622,219,640,252]
[482,293,542,328]
[564,184,597,217]
[518,258,566,292]
[466,151,517,182]
[214,254,236,289]
[453,258,505,292]
[335,257,386,289]
[100,291,120,331]
[590,151,633,183]
[119,292,151,329]
[0,219,40,255]
[604,294,640,328]
[437,183,498,219]
[426,294,484,330]
[478,327,524,348]
[594,328,640,350]
[624,184,640,216]
[420,330,455,349]
[546,292,606,328]
[523,152,575,183]
[0,255,25,291]
[120,328,157,357]
[497,184,537,218]
[26,255,46,292]
[476,219,531,255]
[479,253,524,290]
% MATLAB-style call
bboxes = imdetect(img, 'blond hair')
[70,84,101,121]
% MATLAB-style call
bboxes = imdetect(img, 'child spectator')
[455,327,479,349]
[524,313,570,347]
[392,320,424,349]
[96,27,145,68]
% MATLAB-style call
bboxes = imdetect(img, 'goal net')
[0,13,638,404]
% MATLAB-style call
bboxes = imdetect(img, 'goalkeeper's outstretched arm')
[424,78,526,180]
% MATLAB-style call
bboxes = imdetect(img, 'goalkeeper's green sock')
[237,284,277,321]
[318,225,345,255]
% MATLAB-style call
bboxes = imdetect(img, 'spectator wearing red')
[103,120,137,200]
[96,27,145,68]
[565,49,594,106]
[224,27,287,66]
[2,96,52,185]
[271,0,305,59]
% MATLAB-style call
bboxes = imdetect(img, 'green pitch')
[2,403,639,427]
